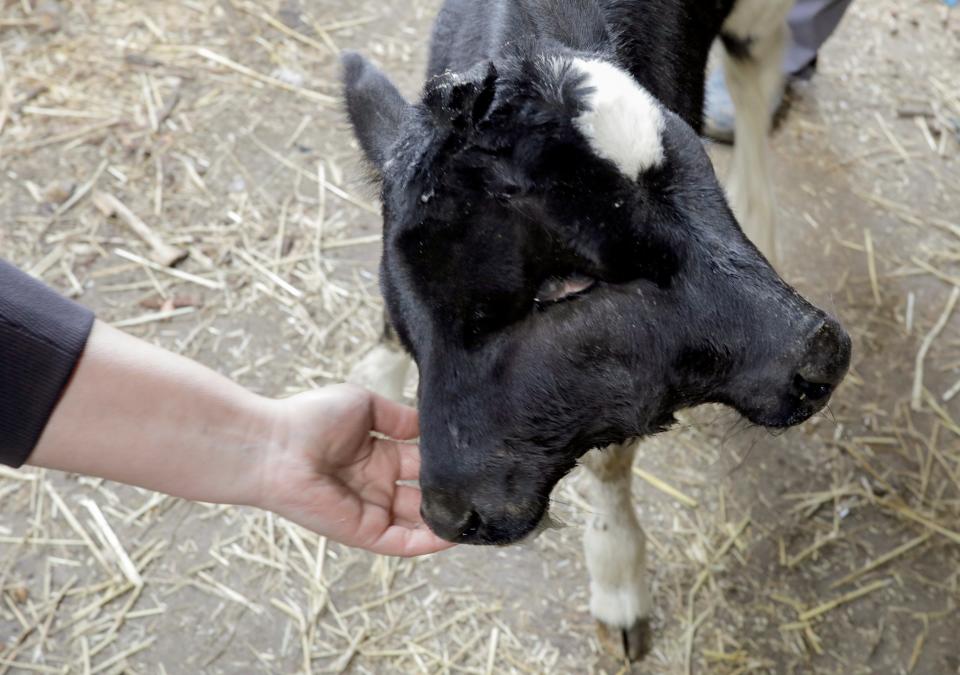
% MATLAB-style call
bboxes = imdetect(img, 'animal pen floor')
[2,1,960,673]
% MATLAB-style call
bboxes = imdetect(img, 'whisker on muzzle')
[728,434,763,475]
[720,415,753,446]
[819,403,838,426]
[508,502,569,547]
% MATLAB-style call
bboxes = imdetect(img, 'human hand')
[256,384,455,557]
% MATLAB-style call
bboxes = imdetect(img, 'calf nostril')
[798,316,852,387]
[794,373,833,402]
[460,510,482,539]
[420,492,484,542]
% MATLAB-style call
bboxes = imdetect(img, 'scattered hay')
[1,0,958,672]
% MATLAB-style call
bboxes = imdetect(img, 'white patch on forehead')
[569,58,665,179]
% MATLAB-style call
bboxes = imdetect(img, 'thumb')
[370,393,420,440]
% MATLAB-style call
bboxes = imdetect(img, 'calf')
[343,0,850,659]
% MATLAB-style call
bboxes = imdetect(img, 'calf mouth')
[739,391,836,430]
[424,387,840,546]
[421,489,556,546]
[462,499,563,547]
[422,319,851,546]
[512,508,565,545]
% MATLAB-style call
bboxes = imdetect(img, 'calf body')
[344,0,849,661]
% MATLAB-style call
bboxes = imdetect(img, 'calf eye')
[534,274,596,305]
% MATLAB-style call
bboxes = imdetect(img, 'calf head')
[342,52,850,545]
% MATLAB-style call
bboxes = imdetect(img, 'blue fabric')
[703,67,787,143]
[784,0,854,75]
[704,68,737,142]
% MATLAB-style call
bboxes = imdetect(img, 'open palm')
[260,384,454,557]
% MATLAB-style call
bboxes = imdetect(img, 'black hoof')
[597,618,652,662]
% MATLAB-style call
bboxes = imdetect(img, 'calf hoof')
[596,617,652,662]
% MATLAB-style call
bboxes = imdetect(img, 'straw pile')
[1,0,958,672]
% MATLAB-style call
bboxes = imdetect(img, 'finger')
[369,437,421,482]
[390,441,421,481]
[370,393,419,440]
[392,484,426,524]
[368,524,457,557]
[392,516,421,530]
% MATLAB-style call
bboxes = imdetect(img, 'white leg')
[347,342,413,402]
[722,1,792,264]
[581,440,651,661]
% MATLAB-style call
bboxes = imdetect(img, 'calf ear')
[341,52,411,170]
[424,62,498,133]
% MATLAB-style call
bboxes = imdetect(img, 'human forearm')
[29,321,273,507]
[29,321,451,556]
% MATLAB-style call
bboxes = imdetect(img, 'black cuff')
[0,260,95,467]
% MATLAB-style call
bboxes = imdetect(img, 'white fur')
[589,579,651,628]
[347,344,413,402]
[720,0,793,264]
[570,59,665,179]
[722,0,792,38]
[581,443,651,629]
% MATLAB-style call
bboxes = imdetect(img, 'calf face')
[343,53,850,545]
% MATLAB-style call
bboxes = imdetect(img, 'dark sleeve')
[0,259,95,467]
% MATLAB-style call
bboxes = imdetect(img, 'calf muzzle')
[792,316,851,403]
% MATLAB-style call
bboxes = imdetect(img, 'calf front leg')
[581,441,651,661]
[721,0,792,264]
[347,316,413,402]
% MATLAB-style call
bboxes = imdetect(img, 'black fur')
[427,0,736,131]
[343,0,850,544]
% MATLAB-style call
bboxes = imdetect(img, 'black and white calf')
[343,0,850,659]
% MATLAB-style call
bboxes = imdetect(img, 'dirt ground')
[2,0,960,673]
